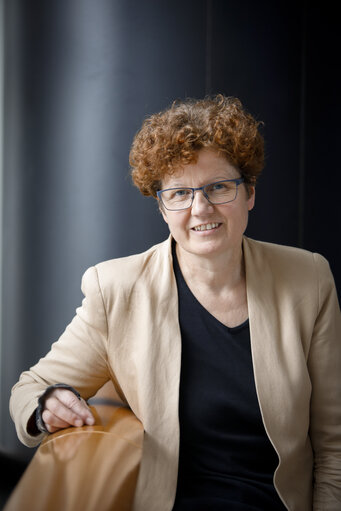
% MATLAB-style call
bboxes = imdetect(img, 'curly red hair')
[129,94,264,197]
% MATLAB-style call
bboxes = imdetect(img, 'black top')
[172,245,286,510]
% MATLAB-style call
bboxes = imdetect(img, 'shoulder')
[244,236,329,268]
[243,237,340,322]
[243,236,334,293]
[81,237,172,296]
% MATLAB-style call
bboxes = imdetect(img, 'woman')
[10,95,341,510]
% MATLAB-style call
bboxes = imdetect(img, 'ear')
[247,186,255,211]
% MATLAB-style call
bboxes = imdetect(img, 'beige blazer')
[10,236,341,511]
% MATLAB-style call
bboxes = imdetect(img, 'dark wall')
[1,0,339,460]
[209,0,340,292]
[303,6,340,280]
[210,1,303,248]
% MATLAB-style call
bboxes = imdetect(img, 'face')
[159,149,255,261]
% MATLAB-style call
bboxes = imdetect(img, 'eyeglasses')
[156,178,244,211]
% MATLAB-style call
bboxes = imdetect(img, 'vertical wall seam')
[205,0,212,95]
[0,0,5,442]
[298,1,307,248]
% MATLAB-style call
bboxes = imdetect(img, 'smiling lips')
[192,222,220,232]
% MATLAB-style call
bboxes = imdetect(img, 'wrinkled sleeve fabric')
[10,266,110,447]
[308,254,341,510]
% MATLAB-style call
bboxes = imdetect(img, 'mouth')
[191,222,221,232]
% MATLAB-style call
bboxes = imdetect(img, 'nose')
[191,189,214,214]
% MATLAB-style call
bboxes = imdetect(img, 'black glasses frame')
[156,178,244,211]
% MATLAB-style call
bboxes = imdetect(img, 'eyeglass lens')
[161,181,238,210]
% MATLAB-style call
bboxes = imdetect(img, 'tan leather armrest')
[4,402,143,511]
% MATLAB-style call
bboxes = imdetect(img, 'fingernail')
[86,417,95,425]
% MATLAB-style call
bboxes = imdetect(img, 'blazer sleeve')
[308,254,341,510]
[9,266,111,447]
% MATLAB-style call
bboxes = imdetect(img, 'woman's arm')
[308,254,341,510]
[10,266,110,447]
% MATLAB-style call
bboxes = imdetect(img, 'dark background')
[1,0,340,503]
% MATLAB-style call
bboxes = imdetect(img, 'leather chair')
[4,382,143,511]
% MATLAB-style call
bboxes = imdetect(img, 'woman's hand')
[41,388,95,433]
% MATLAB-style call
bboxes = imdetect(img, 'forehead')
[163,149,239,187]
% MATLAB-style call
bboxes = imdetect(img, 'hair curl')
[129,94,264,197]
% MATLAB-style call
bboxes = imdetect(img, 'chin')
[186,240,227,257]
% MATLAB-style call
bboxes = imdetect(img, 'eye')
[174,189,189,197]
[207,182,231,193]
[166,188,192,202]
[211,183,226,190]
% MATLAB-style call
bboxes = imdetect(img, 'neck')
[175,242,245,292]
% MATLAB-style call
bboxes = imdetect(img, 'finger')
[44,396,90,427]
[46,391,95,425]
[55,389,94,422]
[42,409,74,433]
[79,398,96,424]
